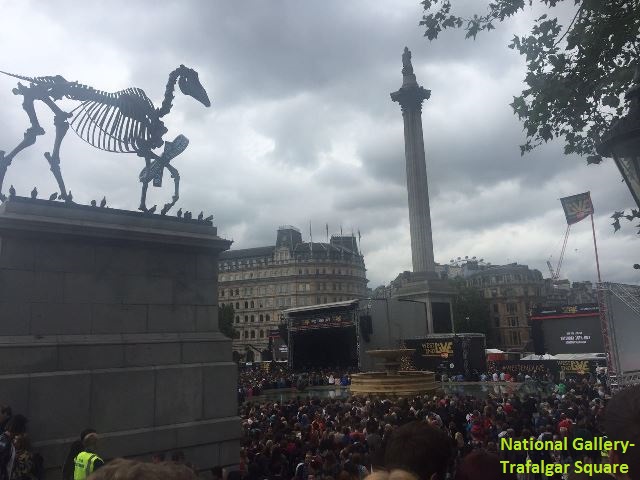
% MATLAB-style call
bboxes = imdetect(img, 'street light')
[597,67,640,209]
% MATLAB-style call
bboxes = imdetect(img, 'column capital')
[390,85,431,112]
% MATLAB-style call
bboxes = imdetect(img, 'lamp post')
[597,67,640,209]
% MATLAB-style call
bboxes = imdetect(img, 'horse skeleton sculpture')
[0,65,210,214]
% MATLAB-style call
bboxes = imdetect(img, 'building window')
[250,300,254,308]
[244,301,249,309]
[259,330,265,338]
[244,315,248,323]
[250,315,255,322]
[259,314,264,322]
[250,330,256,339]
[266,314,271,322]
[244,330,248,339]
[508,316,518,327]
[506,303,518,314]
[235,302,240,310]
[235,315,240,324]
[220,289,225,297]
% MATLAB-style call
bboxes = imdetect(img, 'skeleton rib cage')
[3,71,157,154]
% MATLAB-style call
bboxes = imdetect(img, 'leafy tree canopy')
[450,277,493,343]
[420,0,639,164]
[218,304,238,339]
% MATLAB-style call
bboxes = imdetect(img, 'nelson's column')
[391,47,454,334]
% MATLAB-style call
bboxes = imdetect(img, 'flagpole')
[590,214,602,282]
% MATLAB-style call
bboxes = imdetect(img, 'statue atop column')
[402,46,414,75]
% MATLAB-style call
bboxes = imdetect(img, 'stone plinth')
[393,271,455,334]
[0,197,238,477]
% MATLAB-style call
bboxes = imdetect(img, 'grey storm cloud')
[0,0,637,288]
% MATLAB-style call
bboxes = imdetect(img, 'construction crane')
[547,225,572,281]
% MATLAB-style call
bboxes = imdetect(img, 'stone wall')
[0,197,239,478]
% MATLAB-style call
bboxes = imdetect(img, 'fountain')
[350,348,437,396]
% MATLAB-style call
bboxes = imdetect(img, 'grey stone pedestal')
[0,197,238,477]
[393,271,455,334]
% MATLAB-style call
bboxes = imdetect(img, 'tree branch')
[553,4,583,48]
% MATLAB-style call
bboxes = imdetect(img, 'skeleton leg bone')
[138,157,152,212]
[160,164,180,215]
[42,100,73,201]
[0,89,46,197]
[44,109,71,202]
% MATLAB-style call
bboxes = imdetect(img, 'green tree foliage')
[450,277,492,340]
[218,304,238,339]
[420,0,639,164]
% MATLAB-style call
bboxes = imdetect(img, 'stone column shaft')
[402,104,435,272]
[391,47,435,273]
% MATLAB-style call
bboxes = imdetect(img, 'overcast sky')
[1,0,637,288]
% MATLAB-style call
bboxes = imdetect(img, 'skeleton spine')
[157,68,180,118]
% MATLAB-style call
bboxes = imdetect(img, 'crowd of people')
[238,365,354,402]
[238,373,637,480]
[2,368,639,480]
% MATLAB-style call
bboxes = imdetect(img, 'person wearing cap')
[73,431,103,480]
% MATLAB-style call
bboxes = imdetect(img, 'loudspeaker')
[531,320,544,355]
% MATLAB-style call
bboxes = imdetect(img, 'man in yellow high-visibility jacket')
[73,432,103,480]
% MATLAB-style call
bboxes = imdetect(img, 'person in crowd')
[210,466,223,480]
[603,385,640,480]
[87,458,196,480]
[0,415,28,480]
[152,453,166,464]
[62,429,98,480]
[383,421,451,480]
[0,408,11,434]
[365,470,417,480]
[72,431,103,480]
[10,434,41,480]
[455,450,516,480]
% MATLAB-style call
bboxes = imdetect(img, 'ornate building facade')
[466,263,546,351]
[218,226,368,361]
